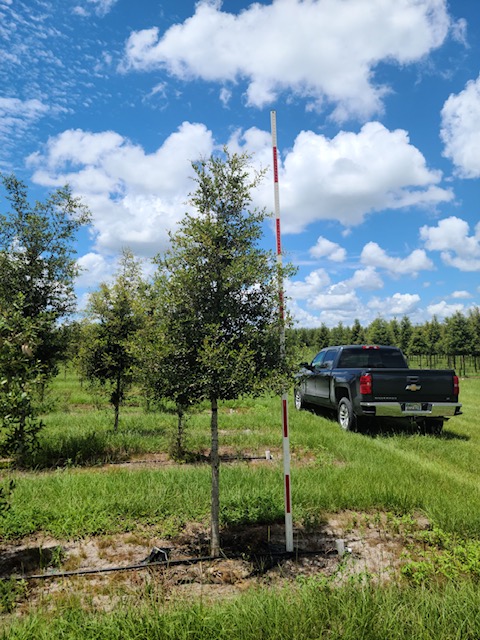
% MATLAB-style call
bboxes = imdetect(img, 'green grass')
[2,372,480,636]
[30,372,280,467]
[0,376,479,539]
[3,579,480,639]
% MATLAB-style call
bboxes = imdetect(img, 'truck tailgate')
[369,369,457,403]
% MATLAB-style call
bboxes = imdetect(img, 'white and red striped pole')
[271,110,293,552]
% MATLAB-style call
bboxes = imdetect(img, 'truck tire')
[294,387,305,411]
[338,398,356,431]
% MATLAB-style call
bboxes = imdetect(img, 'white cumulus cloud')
[361,242,434,276]
[287,263,386,327]
[253,122,452,233]
[420,216,480,271]
[311,290,359,311]
[427,300,465,319]
[441,75,480,178]
[286,268,331,301]
[346,266,384,291]
[26,117,454,285]
[27,122,215,256]
[309,237,346,262]
[76,252,117,288]
[369,292,420,315]
[121,0,453,121]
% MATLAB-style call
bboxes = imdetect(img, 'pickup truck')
[294,345,462,433]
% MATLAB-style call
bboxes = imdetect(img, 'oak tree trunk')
[113,372,121,433]
[210,396,220,556]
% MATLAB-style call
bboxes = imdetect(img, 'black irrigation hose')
[21,548,336,581]
[25,555,226,581]
[116,455,273,467]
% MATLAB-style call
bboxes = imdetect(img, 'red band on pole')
[272,147,279,183]
[276,219,282,256]
[285,475,291,513]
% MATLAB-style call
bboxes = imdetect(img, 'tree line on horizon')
[288,310,480,374]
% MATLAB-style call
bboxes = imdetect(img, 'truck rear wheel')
[338,398,356,431]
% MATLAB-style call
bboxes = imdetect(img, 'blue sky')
[2,0,480,328]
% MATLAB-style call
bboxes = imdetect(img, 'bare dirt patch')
[0,511,428,615]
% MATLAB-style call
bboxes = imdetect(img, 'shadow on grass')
[436,429,469,441]
[304,405,468,441]
[220,495,284,529]
[358,419,469,441]
[24,431,130,469]
[0,545,65,578]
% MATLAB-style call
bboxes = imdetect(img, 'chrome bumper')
[360,402,462,418]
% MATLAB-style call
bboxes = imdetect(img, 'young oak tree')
[0,294,47,461]
[0,175,90,457]
[154,149,293,556]
[133,276,202,461]
[79,250,146,431]
[0,175,90,379]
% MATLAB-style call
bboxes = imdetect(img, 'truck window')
[311,350,326,368]
[322,349,338,369]
[379,349,408,368]
[337,348,408,369]
[337,351,369,368]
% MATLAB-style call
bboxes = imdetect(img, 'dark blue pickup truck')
[294,345,462,433]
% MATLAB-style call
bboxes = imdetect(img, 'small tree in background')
[399,316,413,355]
[408,325,428,366]
[133,283,201,460]
[443,311,472,376]
[155,149,293,555]
[424,315,442,368]
[329,322,349,345]
[468,307,480,372]
[350,319,367,345]
[367,318,395,346]
[389,317,401,346]
[79,250,146,431]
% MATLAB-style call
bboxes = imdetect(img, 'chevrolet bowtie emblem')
[406,384,421,391]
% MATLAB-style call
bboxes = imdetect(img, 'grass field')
[1,373,480,638]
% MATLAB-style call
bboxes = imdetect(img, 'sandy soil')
[0,510,427,614]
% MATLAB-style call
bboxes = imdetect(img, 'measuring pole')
[271,110,293,553]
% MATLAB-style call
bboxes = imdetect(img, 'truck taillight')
[360,373,372,395]
[453,375,459,396]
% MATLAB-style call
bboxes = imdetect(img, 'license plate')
[405,403,422,412]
